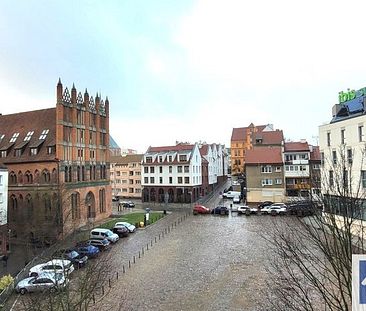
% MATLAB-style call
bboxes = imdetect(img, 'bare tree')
[265,145,366,311]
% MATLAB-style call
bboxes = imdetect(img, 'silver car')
[16,272,68,295]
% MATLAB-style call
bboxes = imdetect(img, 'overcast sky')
[1,0,366,153]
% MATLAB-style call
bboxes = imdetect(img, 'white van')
[223,191,241,199]
[90,228,119,243]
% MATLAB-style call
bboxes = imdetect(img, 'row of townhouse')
[0,80,112,254]
[319,85,366,220]
[245,142,320,203]
[141,142,229,203]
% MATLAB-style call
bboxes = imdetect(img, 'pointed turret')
[71,83,77,104]
[57,78,63,102]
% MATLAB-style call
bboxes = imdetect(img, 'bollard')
[151,240,153,247]
[147,243,149,250]
[142,247,144,255]
[93,293,96,304]
[109,278,111,288]
[129,260,131,268]
[155,237,157,243]
[123,265,125,273]
[159,233,160,240]
[102,285,105,295]
[139,251,141,259]
[133,256,136,264]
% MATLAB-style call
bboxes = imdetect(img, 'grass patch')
[100,212,165,229]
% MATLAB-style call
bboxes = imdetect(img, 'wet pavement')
[91,203,292,311]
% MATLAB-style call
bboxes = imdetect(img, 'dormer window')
[168,155,172,162]
[39,129,49,140]
[30,148,38,156]
[9,133,19,143]
[0,151,6,158]
[15,149,22,157]
[159,156,163,162]
[24,131,34,141]
[146,157,152,163]
[179,155,187,161]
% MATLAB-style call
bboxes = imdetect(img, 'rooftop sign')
[339,87,366,104]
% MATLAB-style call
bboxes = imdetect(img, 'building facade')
[245,147,285,203]
[0,167,8,255]
[0,79,112,244]
[319,85,366,219]
[141,144,202,203]
[110,154,143,199]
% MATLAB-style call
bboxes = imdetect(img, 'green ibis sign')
[339,87,366,103]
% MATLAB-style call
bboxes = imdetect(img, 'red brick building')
[0,79,112,245]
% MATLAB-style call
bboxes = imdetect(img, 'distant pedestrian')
[2,255,8,267]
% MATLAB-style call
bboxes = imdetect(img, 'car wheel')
[19,288,27,295]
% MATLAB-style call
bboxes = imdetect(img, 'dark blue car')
[74,245,100,258]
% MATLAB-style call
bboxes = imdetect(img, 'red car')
[193,205,210,215]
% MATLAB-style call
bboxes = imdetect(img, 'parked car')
[238,205,258,214]
[53,249,88,269]
[261,203,287,215]
[112,225,130,238]
[74,245,100,259]
[86,238,111,251]
[29,259,74,278]
[222,191,241,199]
[122,201,135,208]
[16,272,68,295]
[114,221,136,233]
[90,228,119,243]
[233,195,241,204]
[257,201,274,209]
[287,202,315,216]
[211,206,229,215]
[193,204,210,215]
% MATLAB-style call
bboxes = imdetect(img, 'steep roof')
[254,130,284,145]
[148,144,195,153]
[199,144,209,156]
[231,124,269,141]
[284,141,309,152]
[110,154,143,164]
[0,108,56,164]
[310,145,321,161]
[245,147,283,164]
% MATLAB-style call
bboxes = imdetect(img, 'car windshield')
[102,239,109,245]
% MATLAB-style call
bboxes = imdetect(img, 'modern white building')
[141,143,202,203]
[319,86,366,218]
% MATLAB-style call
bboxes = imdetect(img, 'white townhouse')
[141,143,202,203]
[319,85,366,219]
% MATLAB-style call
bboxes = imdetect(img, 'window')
[341,129,345,144]
[24,131,34,141]
[14,149,22,157]
[146,157,152,163]
[179,155,187,161]
[9,133,19,143]
[184,166,189,173]
[150,167,155,173]
[159,166,163,173]
[327,132,331,146]
[47,146,55,155]
[169,177,173,184]
[262,179,273,186]
[332,150,337,164]
[39,129,49,140]
[321,152,324,165]
[329,170,334,187]
[261,165,272,173]
[275,178,282,185]
[313,164,320,170]
[177,166,182,173]
[144,177,148,183]
[129,179,134,184]
[129,171,134,176]
[0,151,6,158]
[178,177,183,184]
[159,156,163,162]
[347,149,352,164]
[299,165,307,171]
[30,148,38,156]
[168,155,172,162]
[275,166,281,172]
[361,170,366,188]
[184,177,190,184]
[159,177,163,184]
[169,166,172,173]
[359,125,364,142]
[144,167,148,173]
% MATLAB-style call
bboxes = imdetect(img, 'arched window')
[34,170,40,183]
[18,171,23,184]
[43,194,52,220]
[64,166,69,182]
[25,171,33,184]
[25,194,33,218]
[77,166,81,182]
[42,169,50,183]
[52,168,57,183]
[9,172,17,185]
[82,166,85,181]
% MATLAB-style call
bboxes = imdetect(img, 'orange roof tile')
[245,147,283,164]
